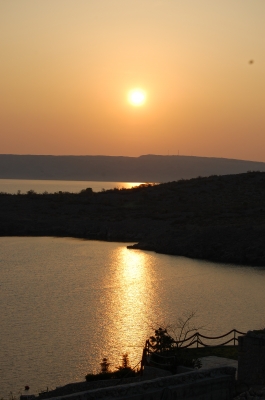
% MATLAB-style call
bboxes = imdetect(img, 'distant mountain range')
[1,154,265,182]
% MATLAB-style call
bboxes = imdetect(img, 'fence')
[144,329,246,353]
[141,329,246,370]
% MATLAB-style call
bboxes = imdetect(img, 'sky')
[1,0,265,161]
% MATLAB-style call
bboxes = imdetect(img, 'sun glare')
[128,88,146,107]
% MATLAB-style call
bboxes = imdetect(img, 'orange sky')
[1,0,265,161]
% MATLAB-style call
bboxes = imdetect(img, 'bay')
[1,237,265,398]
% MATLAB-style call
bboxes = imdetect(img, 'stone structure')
[238,330,265,385]
[45,367,236,400]
[142,366,172,379]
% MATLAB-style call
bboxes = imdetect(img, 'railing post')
[141,340,150,373]
[234,330,236,346]
[197,333,199,348]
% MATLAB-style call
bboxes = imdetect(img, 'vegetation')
[146,313,240,372]
[1,171,265,265]
[149,327,175,353]
[149,311,204,350]
[85,312,240,382]
[147,324,202,370]
[85,354,139,382]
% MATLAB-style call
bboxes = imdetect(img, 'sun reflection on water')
[117,182,144,190]
[119,247,145,281]
[3,238,265,397]
[102,247,157,368]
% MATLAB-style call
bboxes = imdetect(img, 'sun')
[128,88,146,107]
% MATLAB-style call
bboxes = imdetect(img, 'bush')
[85,354,138,382]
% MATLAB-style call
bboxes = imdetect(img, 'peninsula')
[1,171,265,266]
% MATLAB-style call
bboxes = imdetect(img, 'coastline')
[1,172,265,267]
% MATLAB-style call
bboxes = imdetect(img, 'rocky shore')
[1,171,265,266]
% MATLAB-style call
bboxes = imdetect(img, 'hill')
[1,171,265,266]
[1,154,265,182]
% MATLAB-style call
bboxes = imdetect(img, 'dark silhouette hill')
[1,154,265,182]
[1,171,265,266]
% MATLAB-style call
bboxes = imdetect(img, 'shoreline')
[1,172,265,267]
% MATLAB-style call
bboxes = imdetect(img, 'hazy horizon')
[1,153,265,183]
[1,1,265,161]
[1,153,265,164]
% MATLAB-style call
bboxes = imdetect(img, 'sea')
[1,179,265,398]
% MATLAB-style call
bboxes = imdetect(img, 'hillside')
[1,154,265,182]
[1,171,265,266]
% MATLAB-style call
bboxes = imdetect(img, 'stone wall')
[46,367,236,400]
[238,330,265,385]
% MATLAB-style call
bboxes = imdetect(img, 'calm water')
[0,179,145,194]
[1,237,265,398]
